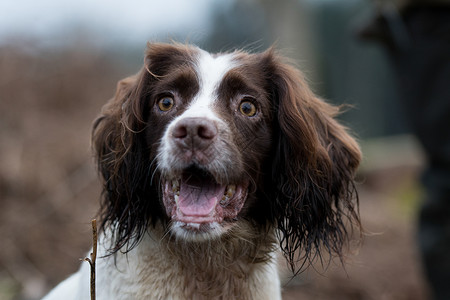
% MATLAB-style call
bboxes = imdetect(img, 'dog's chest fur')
[90,227,280,300]
[43,43,361,300]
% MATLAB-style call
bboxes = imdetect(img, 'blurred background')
[1,0,449,299]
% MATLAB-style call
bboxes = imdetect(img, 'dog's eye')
[158,96,174,112]
[239,100,257,117]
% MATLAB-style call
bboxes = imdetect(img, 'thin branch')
[82,219,97,300]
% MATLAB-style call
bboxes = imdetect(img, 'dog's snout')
[172,117,218,149]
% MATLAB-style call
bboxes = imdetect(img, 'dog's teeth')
[220,185,236,206]
[220,196,229,206]
[174,194,179,204]
[226,185,235,197]
[172,180,180,193]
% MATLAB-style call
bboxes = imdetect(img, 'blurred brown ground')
[0,45,431,300]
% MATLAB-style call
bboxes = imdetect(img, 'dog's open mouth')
[162,167,248,234]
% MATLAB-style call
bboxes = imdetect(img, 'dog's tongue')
[178,173,226,217]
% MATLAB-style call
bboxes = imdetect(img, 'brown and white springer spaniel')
[43,43,361,300]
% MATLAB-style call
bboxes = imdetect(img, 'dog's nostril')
[172,118,217,141]
[197,124,217,140]
[172,125,188,139]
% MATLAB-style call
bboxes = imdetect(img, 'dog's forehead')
[195,49,237,89]
[179,49,238,119]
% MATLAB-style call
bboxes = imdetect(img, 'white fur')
[42,230,282,300]
[41,273,81,300]
[42,48,282,300]
[182,49,236,119]
[171,221,223,241]
[157,50,236,174]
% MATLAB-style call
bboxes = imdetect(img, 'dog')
[43,43,361,300]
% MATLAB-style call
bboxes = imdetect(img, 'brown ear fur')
[92,43,201,253]
[91,69,152,252]
[92,44,361,264]
[264,50,362,272]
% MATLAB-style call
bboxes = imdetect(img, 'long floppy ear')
[93,43,201,253]
[92,67,158,253]
[265,50,362,273]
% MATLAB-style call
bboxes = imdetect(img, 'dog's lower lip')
[174,221,219,233]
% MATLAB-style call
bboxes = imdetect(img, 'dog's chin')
[161,167,249,241]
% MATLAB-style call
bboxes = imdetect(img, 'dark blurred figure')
[359,1,450,299]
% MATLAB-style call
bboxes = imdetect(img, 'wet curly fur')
[44,42,362,300]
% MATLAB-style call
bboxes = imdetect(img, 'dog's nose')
[172,117,218,149]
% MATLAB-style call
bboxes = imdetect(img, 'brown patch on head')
[92,43,361,277]
[92,43,205,252]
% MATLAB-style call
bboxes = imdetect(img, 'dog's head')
[93,43,361,269]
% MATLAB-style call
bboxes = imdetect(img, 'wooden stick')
[83,219,97,300]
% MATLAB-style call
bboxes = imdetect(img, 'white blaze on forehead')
[157,48,237,175]
[181,49,236,119]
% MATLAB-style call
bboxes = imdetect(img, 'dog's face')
[93,43,361,268]
[145,48,274,239]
